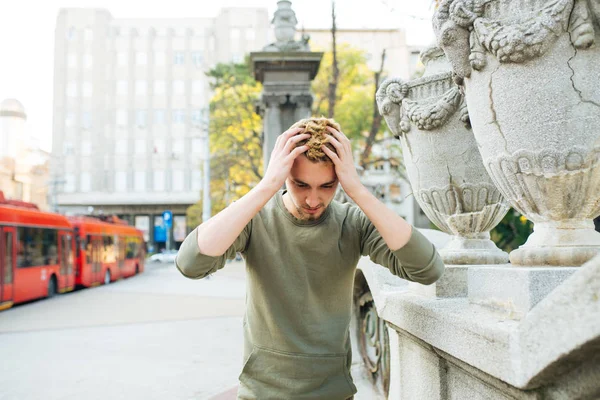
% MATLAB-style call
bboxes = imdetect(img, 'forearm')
[348,185,412,251]
[197,181,278,256]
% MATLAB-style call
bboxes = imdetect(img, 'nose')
[306,191,320,208]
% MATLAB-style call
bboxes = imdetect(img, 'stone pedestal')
[409,265,468,298]
[468,265,577,319]
[250,52,323,168]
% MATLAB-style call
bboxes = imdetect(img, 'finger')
[275,127,303,152]
[326,126,351,146]
[283,133,311,153]
[324,136,345,158]
[322,145,341,165]
[287,145,309,160]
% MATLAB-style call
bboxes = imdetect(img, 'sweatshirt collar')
[276,190,332,227]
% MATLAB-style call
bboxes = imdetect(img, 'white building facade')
[52,8,269,249]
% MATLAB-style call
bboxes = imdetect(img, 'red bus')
[0,192,75,311]
[69,215,145,287]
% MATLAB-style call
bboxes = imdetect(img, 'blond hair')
[290,117,340,163]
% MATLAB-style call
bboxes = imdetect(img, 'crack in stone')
[487,63,509,154]
[566,4,600,108]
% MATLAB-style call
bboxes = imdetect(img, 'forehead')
[289,155,337,185]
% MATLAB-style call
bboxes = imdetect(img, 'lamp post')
[201,108,211,223]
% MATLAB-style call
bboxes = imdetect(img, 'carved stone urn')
[377,47,509,265]
[433,0,600,266]
[272,0,297,43]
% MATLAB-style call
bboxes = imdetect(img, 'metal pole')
[202,110,211,222]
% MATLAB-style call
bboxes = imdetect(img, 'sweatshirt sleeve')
[175,220,252,280]
[358,211,444,285]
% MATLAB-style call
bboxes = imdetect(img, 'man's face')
[285,155,338,221]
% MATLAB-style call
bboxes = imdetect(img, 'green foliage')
[187,60,263,217]
[311,44,387,162]
[490,208,534,252]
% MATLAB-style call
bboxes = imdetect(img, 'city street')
[0,259,379,400]
[0,260,247,400]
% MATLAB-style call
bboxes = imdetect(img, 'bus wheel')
[104,270,111,285]
[47,276,57,298]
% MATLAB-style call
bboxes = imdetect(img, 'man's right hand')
[260,127,310,191]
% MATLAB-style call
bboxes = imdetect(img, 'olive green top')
[176,191,444,399]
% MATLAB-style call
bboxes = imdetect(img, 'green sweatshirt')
[176,190,444,399]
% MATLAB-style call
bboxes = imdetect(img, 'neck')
[282,192,301,219]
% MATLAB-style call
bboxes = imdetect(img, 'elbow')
[406,253,445,286]
[175,255,203,280]
[419,257,445,285]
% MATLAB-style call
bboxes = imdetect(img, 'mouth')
[302,207,322,214]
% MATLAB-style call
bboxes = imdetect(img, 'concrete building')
[0,99,51,210]
[52,8,270,250]
[303,28,423,80]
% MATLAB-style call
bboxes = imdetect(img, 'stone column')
[261,94,286,169]
[291,94,313,121]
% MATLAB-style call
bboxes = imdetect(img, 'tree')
[312,45,402,172]
[490,208,534,252]
[187,60,263,219]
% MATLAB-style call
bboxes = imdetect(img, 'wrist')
[256,178,282,196]
[344,181,368,201]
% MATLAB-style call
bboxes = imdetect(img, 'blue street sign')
[163,210,173,228]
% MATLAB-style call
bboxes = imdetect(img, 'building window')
[116,139,127,155]
[154,109,165,125]
[191,109,203,125]
[135,139,146,154]
[66,27,76,40]
[82,82,93,97]
[135,80,147,95]
[232,54,244,64]
[65,112,75,127]
[64,174,76,193]
[153,139,165,154]
[63,142,75,156]
[134,171,146,192]
[154,80,165,94]
[173,80,185,95]
[153,170,165,191]
[192,80,203,94]
[84,28,94,41]
[81,141,92,156]
[80,173,91,192]
[192,138,202,153]
[83,54,93,68]
[172,109,186,124]
[136,52,147,65]
[117,52,128,66]
[66,82,77,97]
[191,170,202,191]
[246,30,255,41]
[136,110,147,127]
[155,52,165,66]
[117,80,128,95]
[231,28,240,41]
[116,110,128,126]
[172,170,184,191]
[172,139,184,154]
[115,171,127,192]
[82,112,92,129]
[67,54,77,68]
[173,52,185,65]
[191,51,203,66]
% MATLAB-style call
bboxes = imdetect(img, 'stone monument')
[350,1,600,398]
[250,0,323,168]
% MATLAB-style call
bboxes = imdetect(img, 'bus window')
[86,235,92,265]
[3,231,13,283]
[16,227,59,267]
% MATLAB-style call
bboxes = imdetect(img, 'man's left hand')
[322,126,364,198]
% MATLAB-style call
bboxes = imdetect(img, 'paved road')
[0,260,380,400]
[0,260,247,400]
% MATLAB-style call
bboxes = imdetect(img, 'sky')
[0,0,436,152]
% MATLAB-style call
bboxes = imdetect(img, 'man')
[176,117,444,399]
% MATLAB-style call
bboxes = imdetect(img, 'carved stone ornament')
[434,0,600,266]
[377,46,509,265]
[263,1,310,52]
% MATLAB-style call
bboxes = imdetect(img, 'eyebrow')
[294,179,337,187]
